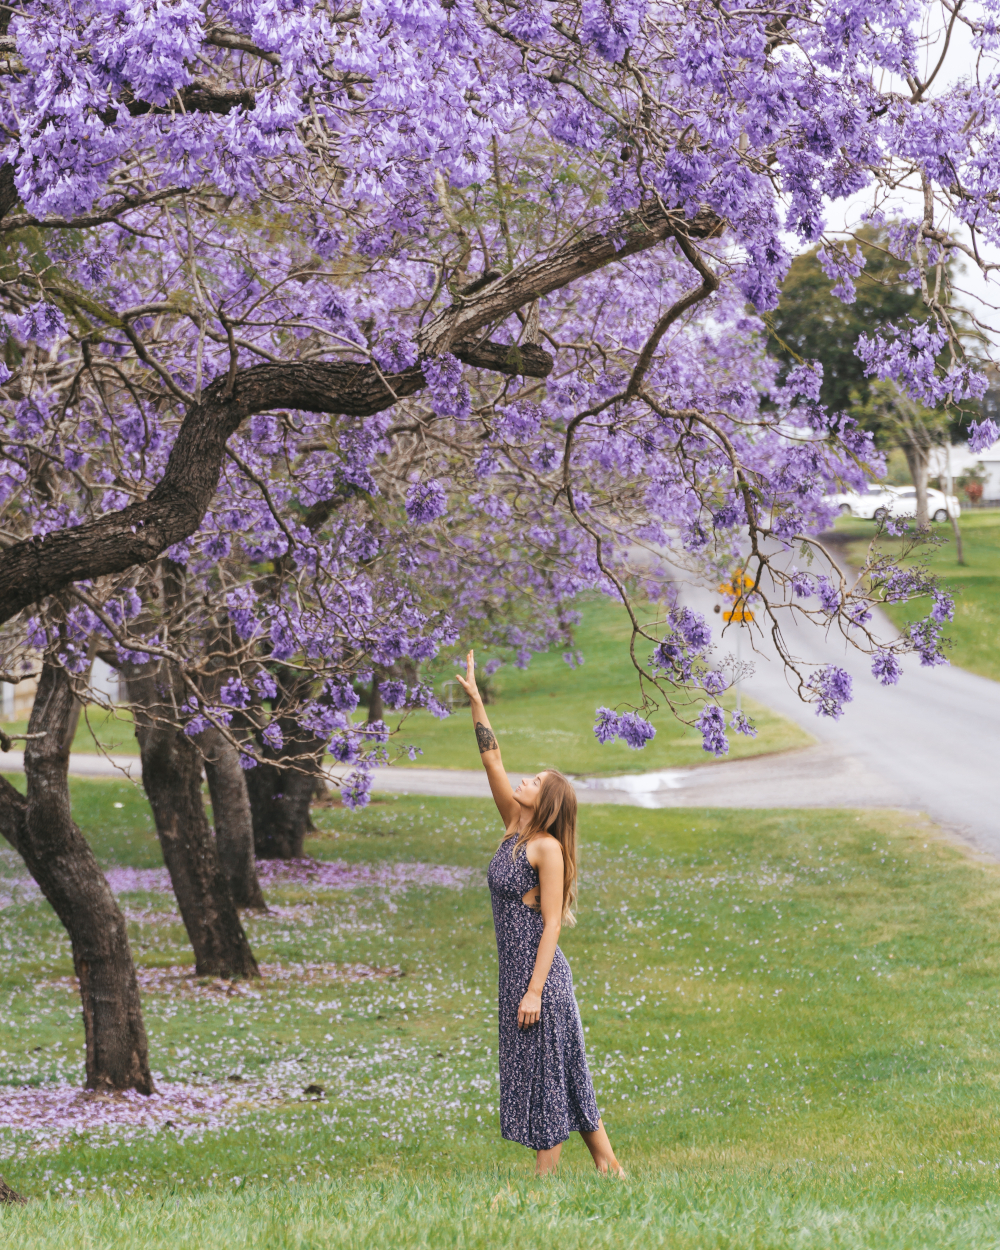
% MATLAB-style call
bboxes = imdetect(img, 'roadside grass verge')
[836,511,1000,682]
[398,595,812,774]
[5,782,1000,1245]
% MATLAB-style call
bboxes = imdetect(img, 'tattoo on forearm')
[475,721,498,754]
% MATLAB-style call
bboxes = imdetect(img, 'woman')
[455,651,625,1177]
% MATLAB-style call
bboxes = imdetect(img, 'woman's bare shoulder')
[525,833,563,865]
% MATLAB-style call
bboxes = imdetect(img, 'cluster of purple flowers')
[593,706,657,750]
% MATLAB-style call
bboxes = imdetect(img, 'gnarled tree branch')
[0,202,723,626]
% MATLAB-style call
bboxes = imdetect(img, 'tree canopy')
[0,0,997,770]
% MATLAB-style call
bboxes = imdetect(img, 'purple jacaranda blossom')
[857,321,988,408]
[329,734,358,764]
[325,681,360,713]
[269,615,296,662]
[697,704,729,755]
[713,500,743,529]
[496,401,543,442]
[582,0,645,62]
[261,721,283,751]
[809,665,853,718]
[730,710,757,737]
[12,302,66,346]
[507,1,551,40]
[381,680,407,710]
[871,650,902,686]
[373,331,419,374]
[969,419,999,454]
[423,354,471,419]
[103,588,142,625]
[816,575,841,614]
[227,588,258,641]
[617,711,656,749]
[220,678,251,708]
[817,242,866,304]
[254,670,278,700]
[405,480,448,525]
[593,706,620,744]
[930,590,954,623]
[673,609,712,652]
[342,767,374,810]
[908,618,950,667]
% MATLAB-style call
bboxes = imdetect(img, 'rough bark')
[0,1174,26,1205]
[200,726,266,909]
[125,665,258,978]
[245,733,322,861]
[0,662,153,1093]
[367,672,384,725]
[0,202,723,628]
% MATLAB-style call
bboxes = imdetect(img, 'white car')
[825,483,961,523]
[888,485,961,523]
[825,483,900,520]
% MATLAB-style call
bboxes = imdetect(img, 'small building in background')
[0,672,38,721]
[929,439,1000,503]
[927,373,1000,504]
[1,659,119,723]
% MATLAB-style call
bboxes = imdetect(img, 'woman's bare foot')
[580,1122,626,1177]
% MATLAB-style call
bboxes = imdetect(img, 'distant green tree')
[768,227,976,530]
[768,227,931,416]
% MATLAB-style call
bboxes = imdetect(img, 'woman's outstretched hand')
[454,649,480,703]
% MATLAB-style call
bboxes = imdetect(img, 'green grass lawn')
[1,596,813,775]
[399,596,812,775]
[837,511,1000,682]
[6,781,1000,1245]
[0,704,140,756]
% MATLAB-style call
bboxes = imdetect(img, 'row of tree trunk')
[0,653,327,1101]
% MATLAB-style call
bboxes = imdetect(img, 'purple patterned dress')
[487,836,600,1150]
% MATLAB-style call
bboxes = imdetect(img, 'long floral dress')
[487,837,600,1150]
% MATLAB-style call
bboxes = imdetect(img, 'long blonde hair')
[506,769,578,924]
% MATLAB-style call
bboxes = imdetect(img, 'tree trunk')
[901,440,931,528]
[245,737,320,860]
[0,663,153,1093]
[125,665,258,979]
[200,727,266,909]
[368,672,384,725]
[244,664,325,860]
[0,1175,26,1205]
[59,692,83,755]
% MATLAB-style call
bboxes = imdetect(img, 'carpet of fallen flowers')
[5,781,1000,1204]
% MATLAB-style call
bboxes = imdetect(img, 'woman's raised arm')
[454,650,518,827]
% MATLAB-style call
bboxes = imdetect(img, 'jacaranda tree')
[0,0,997,1093]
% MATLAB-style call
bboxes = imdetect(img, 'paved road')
[668,546,1000,854]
